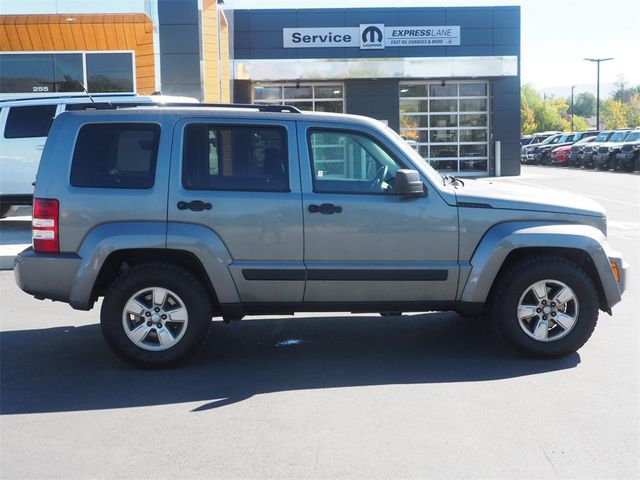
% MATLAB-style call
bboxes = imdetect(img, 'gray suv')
[14,104,627,368]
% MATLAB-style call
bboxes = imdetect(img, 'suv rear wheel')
[491,256,599,358]
[101,262,212,368]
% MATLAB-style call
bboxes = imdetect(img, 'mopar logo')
[361,26,382,44]
[359,24,384,49]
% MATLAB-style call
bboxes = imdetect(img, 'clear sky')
[225,0,639,94]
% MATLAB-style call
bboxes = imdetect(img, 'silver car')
[14,104,628,368]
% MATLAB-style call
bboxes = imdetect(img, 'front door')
[298,122,459,304]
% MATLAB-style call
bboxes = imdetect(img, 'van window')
[70,123,160,189]
[4,105,57,138]
[182,124,288,192]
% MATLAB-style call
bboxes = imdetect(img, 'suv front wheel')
[491,256,599,358]
[101,262,213,368]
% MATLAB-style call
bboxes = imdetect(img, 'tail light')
[32,198,59,253]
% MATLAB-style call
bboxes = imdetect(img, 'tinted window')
[87,53,134,93]
[183,124,288,192]
[309,130,407,194]
[0,53,83,94]
[70,123,160,189]
[4,105,57,138]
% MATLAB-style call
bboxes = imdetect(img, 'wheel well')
[486,247,607,312]
[92,249,221,315]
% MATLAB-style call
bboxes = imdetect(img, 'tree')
[626,93,640,127]
[612,75,640,103]
[572,92,596,118]
[601,99,628,129]
[521,105,537,134]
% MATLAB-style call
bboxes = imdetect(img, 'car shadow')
[0,312,579,415]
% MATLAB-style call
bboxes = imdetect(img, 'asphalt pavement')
[1,166,638,479]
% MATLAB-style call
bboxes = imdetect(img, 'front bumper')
[593,153,610,163]
[616,152,637,162]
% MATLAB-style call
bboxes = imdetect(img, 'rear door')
[167,117,304,303]
[0,103,62,197]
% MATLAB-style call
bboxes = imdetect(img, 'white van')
[0,94,198,217]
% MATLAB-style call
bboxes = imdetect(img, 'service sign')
[283,25,460,49]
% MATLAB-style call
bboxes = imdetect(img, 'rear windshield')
[70,123,160,189]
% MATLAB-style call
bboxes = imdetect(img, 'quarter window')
[4,105,57,139]
[182,124,289,192]
[309,130,407,194]
[70,123,160,189]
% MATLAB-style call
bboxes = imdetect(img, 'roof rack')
[65,102,302,113]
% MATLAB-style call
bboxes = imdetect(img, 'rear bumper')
[14,247,86,309]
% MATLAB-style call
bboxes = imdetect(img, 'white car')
[0,94,198,217]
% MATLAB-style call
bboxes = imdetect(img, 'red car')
[552,136,596,166]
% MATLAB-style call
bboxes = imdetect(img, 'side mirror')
[395,169,425,196]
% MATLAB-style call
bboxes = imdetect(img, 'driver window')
[308,130,406,194]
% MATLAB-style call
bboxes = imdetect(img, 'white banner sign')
[283,25,460,49]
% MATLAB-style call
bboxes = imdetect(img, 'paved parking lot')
[1,166,638,479]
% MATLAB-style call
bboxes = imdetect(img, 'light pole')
[570,85,576,131]
[584,57,613,129]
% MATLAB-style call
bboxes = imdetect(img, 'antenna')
[79,83,95,103]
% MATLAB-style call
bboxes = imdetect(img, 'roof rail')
[0,93,137,103]
[65,102,302,113]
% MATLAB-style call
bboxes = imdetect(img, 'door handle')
[177,200,212,212]
[308,203,343,215]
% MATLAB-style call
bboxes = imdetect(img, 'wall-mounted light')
[64,17,76,22]
[400,88,409,93]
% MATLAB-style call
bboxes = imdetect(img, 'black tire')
[490,256,599,358]
[0,205,17,218]
[101,262,213,368]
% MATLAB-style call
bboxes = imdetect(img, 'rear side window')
[182,124,288,192]
[70,123,160,189]
[4,105,57,138]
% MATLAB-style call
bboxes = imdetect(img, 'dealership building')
[0,1,521,176]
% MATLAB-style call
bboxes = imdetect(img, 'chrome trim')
[234,56,519,81]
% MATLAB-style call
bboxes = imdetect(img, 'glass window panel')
[314,85,343,98]
[431,159,457,172]
[309,130,407,194]
[430,84,458,97]
[459,129,488,142]
[460,98,487,112]
[460,144,487,157]
[460,159,488,172]
[183,125,288,192]
[430,114,458,128]
[459,114,487,127]
[254,86,282,100]
[430,145,458,158]
[430,129,458,143]
[418,145,429,157]
[86,53,134,93]
[400,99,428,113]
[430,99,458,112]
[283,85,312,99]
[287,101,313,111]
[400,115,429,129]
[53,54,83,92]
[400,84,428,97]
[71,123,160,189]
[0,54,54,93]
[315,101,343,113]
[459,83,487,96]
[5,105,57,138]
[400,130,429,143]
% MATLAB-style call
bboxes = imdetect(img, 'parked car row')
[521,129,640,172]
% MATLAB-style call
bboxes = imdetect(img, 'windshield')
[575,136,595,145]
[625,131,640,142]
[594,132,612,142]
[540,135,559,145]
[558,134,571,143]
[609,131,628,142]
